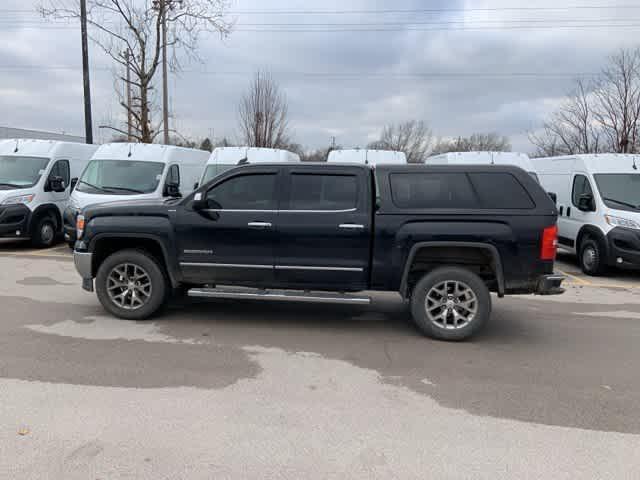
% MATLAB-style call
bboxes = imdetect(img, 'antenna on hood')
[128,144,133,158]
[13,139,19,153]
[634,156,638,171]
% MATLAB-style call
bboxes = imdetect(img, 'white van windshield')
[0,156,50,189]
[76,160,165,195]
[201,164,236,185]
[594,173,640,211]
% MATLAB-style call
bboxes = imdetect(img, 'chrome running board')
[187,286,371,305]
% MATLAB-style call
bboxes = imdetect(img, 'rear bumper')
[73,251,94,292]
[536,274,565,295]
[606,227,640,269]
[0,204,31,238]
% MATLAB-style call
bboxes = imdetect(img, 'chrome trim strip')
[338,224,365,229]
[180,262,273,269]
[202,208,357,214]
[275,265,364,272]
[179,263,363,272]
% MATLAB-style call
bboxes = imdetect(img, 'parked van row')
[0,139,98,247]
[2,137,640,279]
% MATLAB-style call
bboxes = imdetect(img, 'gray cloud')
[1,0,639,153]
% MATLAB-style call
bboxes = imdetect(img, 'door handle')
[339,223,364,230]
[248,222,272,229]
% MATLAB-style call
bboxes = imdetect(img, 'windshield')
[594,174,640,211]
[0,156,50,189]
[201,164,236,185]
[76,160,165,195]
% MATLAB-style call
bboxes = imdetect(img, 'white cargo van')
[64,143,209,245]
[0,139,97,247]
[199,147,300,186]
[327,149,407,165]
[535,154,640,274]
[426,151,540,182]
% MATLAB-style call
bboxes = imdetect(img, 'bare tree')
[238,71,291,148]
[529,80,601,157]
[592,48,640,153]
[530,48,640,156]
[39,0,232,143]
[368,120,432,163]
[432,132,511,154]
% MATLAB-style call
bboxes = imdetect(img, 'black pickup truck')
[73,163,563,340]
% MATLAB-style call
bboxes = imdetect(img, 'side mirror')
[192,192,207,210]
[49,175,66,193]
[578,193,595,212]
[548,192,557,204]
[164,182,181,198]
[70,178,79,192]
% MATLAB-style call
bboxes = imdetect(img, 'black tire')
[31,216,57,248]
[95,249,168,320]
[579,238,608,276]
[410,267,491,341]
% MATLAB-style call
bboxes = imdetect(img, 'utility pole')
[80,0,93,144]
[161,3,170,145]
[126,50,132,141]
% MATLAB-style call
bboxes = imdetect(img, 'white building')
[0,126,85,144]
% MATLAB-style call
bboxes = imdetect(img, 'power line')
[3,4,640,15]
[205,4,640,14]
[0,65,598,78]
[3,18,640,26]
[5,23,640,31]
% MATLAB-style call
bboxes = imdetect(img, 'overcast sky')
[1,0,639,153]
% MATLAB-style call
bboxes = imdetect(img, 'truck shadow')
[163,293,548,346]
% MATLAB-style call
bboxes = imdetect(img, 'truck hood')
[82,197,176,220]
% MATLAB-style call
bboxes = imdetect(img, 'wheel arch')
[399,242,505,299]
[29,203,63,233]
[89,233,180,288]
[576,225,609,259]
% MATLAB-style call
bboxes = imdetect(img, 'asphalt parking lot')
[1,239,640,479]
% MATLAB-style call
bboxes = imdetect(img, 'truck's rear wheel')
[410,267,491,341]
[95,249,168,320]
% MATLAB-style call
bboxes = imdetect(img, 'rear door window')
[288,174,358,211]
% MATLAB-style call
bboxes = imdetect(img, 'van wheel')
[579,238,607,276]
[410,267,491,341]
[31,216,57,248]
[95,249,168,320]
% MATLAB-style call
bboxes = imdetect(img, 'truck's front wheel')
[95,249,168,320]
[410,267,491,341]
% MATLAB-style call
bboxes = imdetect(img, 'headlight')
[76,214,86,239]
[1,193,35,205]
[605,215,640,230]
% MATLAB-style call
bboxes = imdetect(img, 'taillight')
[541,225,558,261]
